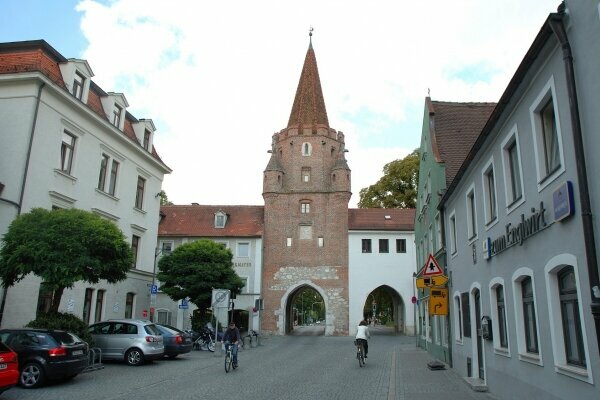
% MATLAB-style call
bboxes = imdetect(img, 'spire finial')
[309,26,313,44]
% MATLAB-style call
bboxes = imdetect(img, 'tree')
[158,190,173,206]
[0,208,133,312]
[157,240,243,318]
[357,149,420,208]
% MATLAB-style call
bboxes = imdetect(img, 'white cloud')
[75,0,558,207]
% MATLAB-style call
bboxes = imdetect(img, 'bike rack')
[82,347,104,373]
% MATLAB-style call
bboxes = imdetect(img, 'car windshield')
[144,324,161,336]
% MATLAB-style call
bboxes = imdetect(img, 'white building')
[0,40,171,328]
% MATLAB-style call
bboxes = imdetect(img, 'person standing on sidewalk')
[355,320,370,358]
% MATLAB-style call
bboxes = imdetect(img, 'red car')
[0,341,19,395]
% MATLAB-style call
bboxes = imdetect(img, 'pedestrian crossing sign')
[422,254,443,276]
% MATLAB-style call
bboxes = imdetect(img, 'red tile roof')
[159,205,264,237]
[0,40,168,168]
[287,42,329,129]
[430,100,495,186]
[348,208,415,231]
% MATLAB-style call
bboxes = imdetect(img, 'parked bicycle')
[354,339,365,367]
[224,343,238,373]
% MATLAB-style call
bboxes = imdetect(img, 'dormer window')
[214,211,227,228]
[73,71,86,100]
[143,130,151,151]
[112,104,123,127]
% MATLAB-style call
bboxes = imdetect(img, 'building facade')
[439,2,599,398]
[414,99,494,364]
[156,205,264,332]
[0,40,171,328]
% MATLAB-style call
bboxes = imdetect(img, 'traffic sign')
[422,254,443,276]
[179,298,189,309]
[150,284,158,294]
[428,288,448,315]
[416,275,449,288]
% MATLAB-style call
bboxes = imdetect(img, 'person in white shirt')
[355,320,371,358]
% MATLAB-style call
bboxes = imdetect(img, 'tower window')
[301,203,310,214]
[302,167,311,182]
[302,142,312,156]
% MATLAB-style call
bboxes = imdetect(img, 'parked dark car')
[0,341,19,395]
[155,325,193,358]
[0,329,88,388]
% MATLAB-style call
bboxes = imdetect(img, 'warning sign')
[422,254,443,276]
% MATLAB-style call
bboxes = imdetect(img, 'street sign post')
[428,288,448,315]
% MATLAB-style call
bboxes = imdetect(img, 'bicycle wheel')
[224,352,231,373]
[358,345,365,367]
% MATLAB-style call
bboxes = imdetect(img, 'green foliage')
[158,190,173,206]
[25,312,95,346]
[357,149,420,208]
[157,239,243,314]
[0,208,133,311]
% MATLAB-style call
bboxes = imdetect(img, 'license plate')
[72,350,83,356]
[0,364,6,370]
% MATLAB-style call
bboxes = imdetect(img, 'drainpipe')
[439,206,453,367]
[549,11,600,354]
[0,81,45,327]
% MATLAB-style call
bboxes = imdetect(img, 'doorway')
[285,286,325,335]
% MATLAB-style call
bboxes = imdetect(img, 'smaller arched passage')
[362,285,406,334]
[283,284,326,335]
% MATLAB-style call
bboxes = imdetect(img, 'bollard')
[214,341,223,357]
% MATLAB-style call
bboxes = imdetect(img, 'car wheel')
[20,362,45,388]
[125,348,145,366]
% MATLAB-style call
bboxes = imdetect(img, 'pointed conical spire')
[287,31,329,128]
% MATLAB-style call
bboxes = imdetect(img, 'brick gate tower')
[262,35,351,335]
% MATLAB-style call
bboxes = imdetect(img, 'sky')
[0,0,560,207]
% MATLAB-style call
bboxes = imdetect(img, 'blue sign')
[150,284,158,295]
[179,298,189,309]
[553,181,575,222]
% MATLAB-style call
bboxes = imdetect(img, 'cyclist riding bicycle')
[222,321,241,367]
[355,319,370,358]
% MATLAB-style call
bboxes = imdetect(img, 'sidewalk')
[388,335,498,400]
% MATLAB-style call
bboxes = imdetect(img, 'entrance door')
[474,290,484,380]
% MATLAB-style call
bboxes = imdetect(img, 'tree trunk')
[50,286,65,313]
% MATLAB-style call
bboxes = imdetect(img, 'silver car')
[88,319,164,366]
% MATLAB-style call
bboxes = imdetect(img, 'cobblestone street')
[2,330,498,400]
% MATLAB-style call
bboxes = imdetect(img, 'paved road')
[2,333,498,400]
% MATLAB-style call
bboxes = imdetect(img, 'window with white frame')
[466,188,477,239]
[558,267,586,367]
[449,212,457,255]
[143,129,151,151]
[131,235,140,269]
[530,77,564,187]
[135,176,145,210]
[160,241,173,256]
[73,71,86,100]
[301,167,311,182]
[362,239,372,253]
[396,238,406,253]
[490,281,509,352]
[502,130,523,207]
[237,242,250,258]
[545,258,589,378]
[156,309,171,325]
[301,202,310,214]
[453,294,463,342]
[512,270,541,363]
[214,211,227,228]
[97,154,119,196]
[379,239,389,253]
[483,161,497,223]
[60,130,77,174]
[112,104,123,127]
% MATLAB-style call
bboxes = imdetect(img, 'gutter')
[548,10,600,355]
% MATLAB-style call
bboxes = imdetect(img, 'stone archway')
[282,283,327,335]
[363,285,406,334]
